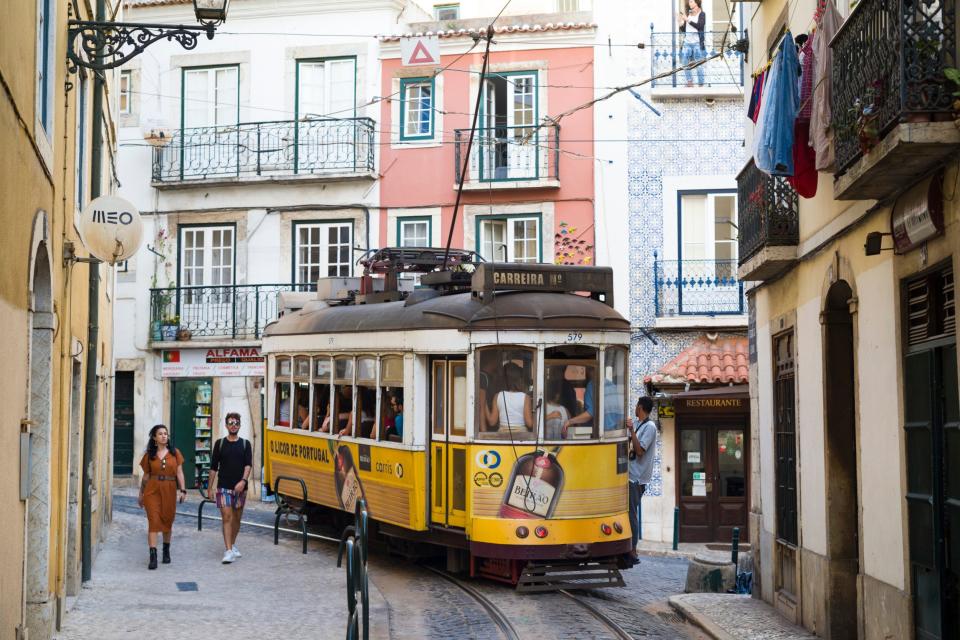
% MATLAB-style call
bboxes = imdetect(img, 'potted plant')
[946,67,960,128]
[161,314,180,341]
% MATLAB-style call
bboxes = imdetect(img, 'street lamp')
[67,0,230,72]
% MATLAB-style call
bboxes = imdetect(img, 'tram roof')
[263,290,629,337]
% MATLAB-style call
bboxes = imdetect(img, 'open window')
[475,346,537,441]
[291,356,311,430]
[544,345,598,440]
[379,356,404,442]
[330,356,355,435]
[356,356,377,439]
[312,356,332,432]
[602,347,628,436]
[274,356,292,427]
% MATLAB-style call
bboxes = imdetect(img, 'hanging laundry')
[747,69,766,123]
[810,0,842,171]
[789,35,818,197]
[754,31,800,176]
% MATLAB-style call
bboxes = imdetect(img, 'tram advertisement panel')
[471,443,627,520]
[265,428,427,530]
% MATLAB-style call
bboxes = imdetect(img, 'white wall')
[796,296,826,556]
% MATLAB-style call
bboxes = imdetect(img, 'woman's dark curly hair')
[146,424,178,460]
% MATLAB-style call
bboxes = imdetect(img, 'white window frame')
[182,66,239,129]
[294,221,354,284]
[679,191,738,264]
[557,0,579,12]
[401,78,434,140]
[296,58,357,120]
[119,70,132,115]
[179,225,235,289]
[479,216,541,263]
[399,218,431,248]
[36,0,55,135]
[434,3,459,20]
[75,73,88,209]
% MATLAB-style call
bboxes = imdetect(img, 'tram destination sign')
[472,263,613,304]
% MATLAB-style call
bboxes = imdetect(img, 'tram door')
[430,359,468,528]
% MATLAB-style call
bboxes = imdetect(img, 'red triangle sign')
[409,40,436,64]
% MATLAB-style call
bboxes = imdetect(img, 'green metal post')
[672,506,680,551]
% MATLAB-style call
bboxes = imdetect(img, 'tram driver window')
[379,356,404,441]
[602,347,629,436]
[275,356,292,427]
[327,356,355,436]
[293,356,311,430]
[544,345,598,440]
[356,357,377,439]
[476,346,536,441]
[312,356,332,432]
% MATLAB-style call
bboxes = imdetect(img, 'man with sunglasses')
[208,412,253,564]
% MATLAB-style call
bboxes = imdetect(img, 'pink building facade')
[379,22,597,266]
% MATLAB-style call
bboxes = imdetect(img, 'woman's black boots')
[162,542,171,564]
[148,547,158,570]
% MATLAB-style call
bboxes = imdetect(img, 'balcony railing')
[649,28,745,88]
[737,159,799,265]
[149,284,316,341]
[831,0,957,173]
[454,124,559,184]
[654,257,746,316]
[152,118,376,183]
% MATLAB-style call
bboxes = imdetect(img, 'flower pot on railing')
[150,320,163,342]
[161,316,180,341]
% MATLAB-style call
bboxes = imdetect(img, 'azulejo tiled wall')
[627,96,745,497]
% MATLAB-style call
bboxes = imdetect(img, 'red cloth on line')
[787,120,818,198]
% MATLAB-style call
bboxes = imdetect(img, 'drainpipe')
[81,0,106,584]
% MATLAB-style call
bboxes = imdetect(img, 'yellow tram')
[262,248,633,586]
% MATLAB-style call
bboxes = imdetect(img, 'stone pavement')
[57,494,388,640]
[669,593,816,640]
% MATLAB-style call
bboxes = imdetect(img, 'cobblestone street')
[56,491,706,639]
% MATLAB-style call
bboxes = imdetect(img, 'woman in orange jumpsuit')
[138,424,186,569]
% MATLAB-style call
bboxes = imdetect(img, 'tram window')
[329,357,355,436]
[432,362,446,437]
[603,347,628,435]
[275,356,292,427]
[293,357,311,430]
[312,357,332,432]
[450,362,467,437]
[476,346,536,441]
[544,345,598,440]
[356,357,377,439]
[380,356,404,441]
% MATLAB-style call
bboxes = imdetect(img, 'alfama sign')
[161,348,264,377]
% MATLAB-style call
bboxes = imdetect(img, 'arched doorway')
[26,240,54,638]
[822,279,859,639]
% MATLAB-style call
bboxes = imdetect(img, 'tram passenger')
[562,367,596,438]
[390,392,404,439]
[296,400,310,430]
[335,386,354,435]
[477,351,503,431]
[485,363,534,434]
[544,378,571,440]
[358,388,376,438]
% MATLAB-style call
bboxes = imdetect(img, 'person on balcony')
[678,0,707,87]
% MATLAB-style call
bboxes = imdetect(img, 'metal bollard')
[731,527,740,567]
[672,506,680,551]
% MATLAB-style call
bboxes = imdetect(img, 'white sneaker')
[221,549,235,564]
[231,545,241,558]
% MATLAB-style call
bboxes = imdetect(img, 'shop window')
[476,346,537,440]
[356,356,377,439]
[602,347,628,436]
[330,356,355,435]
[290,357,311,430]
[543,345,598,440]
[312,356,331,432]
[379,356,404,441]
[275,356,292,427]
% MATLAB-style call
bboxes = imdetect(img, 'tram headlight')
[534,526,548,539]
[516,526,529,539]
[612,521,623,534]
[600,523,612,536]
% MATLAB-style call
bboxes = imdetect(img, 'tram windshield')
[476,346,537,441]
[544,346,597,440]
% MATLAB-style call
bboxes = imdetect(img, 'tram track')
[423,566,521,640]
[559,589,634,640]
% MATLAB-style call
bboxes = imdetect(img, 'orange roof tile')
[645,336,749,386]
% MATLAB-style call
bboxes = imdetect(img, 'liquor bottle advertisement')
[499,447,565,519]
[332,442,365,512]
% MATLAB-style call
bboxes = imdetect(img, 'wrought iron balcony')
[152,118,376,184]
[831,0,960,199]
[737,159,800,281]
[149,283,316,341]
[649,29,745,88]
[454,124,559,186]
[654,257,746,317]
